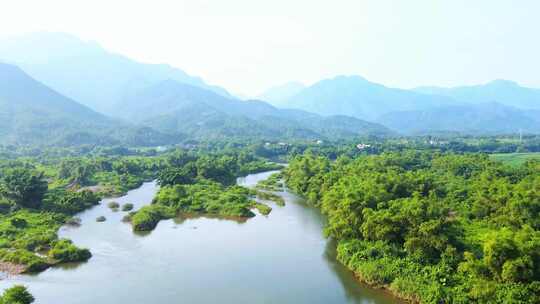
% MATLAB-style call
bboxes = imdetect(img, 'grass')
[490,152,540,166]
[256,191,285,207]
[251,202,272,215]
[255,172,284,191]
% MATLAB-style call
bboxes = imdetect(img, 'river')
[0,171,399,303]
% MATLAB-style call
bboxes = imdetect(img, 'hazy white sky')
[1,0,539,95]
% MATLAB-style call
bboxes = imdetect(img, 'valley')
[0,23,539,304]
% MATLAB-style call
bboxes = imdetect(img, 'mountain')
[117,80,392,140]
[0,63,179,146]
[0,32,230,114]
[415,80,540,110]
[377,102,540,135]
[256,82,306,105]
[277,75,456,121]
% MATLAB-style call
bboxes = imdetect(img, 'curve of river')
[0,171,399,304]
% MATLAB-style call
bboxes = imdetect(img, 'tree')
[0,168,47,209]
[157,164,196,186]
[0,285,34,304]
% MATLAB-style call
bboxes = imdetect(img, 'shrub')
[256,191,285,206]
[131,205,175,231]
[121,203,134,211]
[252,202,272,215]
[96,216,106,222]
[10,217,27,228]
[107,201,120,209]
[48,239,91,263]
[65,217,82,226]
[42,190,100,215]
[0,249,49,273]
[0,285,35,304]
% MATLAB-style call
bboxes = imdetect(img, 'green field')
[490,152,540,166]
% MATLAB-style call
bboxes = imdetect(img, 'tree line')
[284,151,540,303]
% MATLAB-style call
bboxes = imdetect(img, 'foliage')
[490,152,540,167]
[107,201,120,209]
[255,172,284,191]
[157,151,282,187]
[256,191,285,207]
[0,249,49,273]
[121,203,134,211]
[154,181,257,219]
[47,239,91,263]
[252,202,272,215]
[284,151,540,303]
[42,190,99,215]
[130,205,175,231]
[0,168,47,209]
[0,285,34,304]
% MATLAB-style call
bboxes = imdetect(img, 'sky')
[0,0,539,96]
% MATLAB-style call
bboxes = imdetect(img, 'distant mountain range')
[0,63,179,146]
[260,76,540,135]
[256,82,306,105]
[415,80,540,110]
[117,80,392,140]
[262,75,457,121]
[0,32,230,114]
[1,32,539,141]
[378,102,540,135]
[0,60,391,146]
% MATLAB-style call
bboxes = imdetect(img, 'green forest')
[0,148,280,276]
[284,151,540,303]
[1,139,539,303]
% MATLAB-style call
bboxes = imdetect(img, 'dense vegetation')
[284,151,540,303]
[0,152,174,276]
[2,138,539,303]
[128,150,280,231]
[0,285,34,304]
[490,152,540,167]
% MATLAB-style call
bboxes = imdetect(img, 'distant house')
[356,143,371,150]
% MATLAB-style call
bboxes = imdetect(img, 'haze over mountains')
[0,62,390,145]
[0,63,179,146]
[261,76,540,134]
[415,80,540,110]
[0,32,230,114]
[256,82,306,105]
[117,79,391,140]
[0,31,538,145]
[378,102,540,135]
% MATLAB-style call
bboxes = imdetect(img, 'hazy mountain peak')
[0,32,231,114]
[280,74,455,121]
[0,32,104,64]
[329,74,369,83]
[257,81,306,105]
[415,79,540,110]
[486,79,519,87]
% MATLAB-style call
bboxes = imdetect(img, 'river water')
[0,171,398,303]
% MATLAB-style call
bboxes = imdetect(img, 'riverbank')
[1,170,399,304]
[0,262,26,277]
[336,254,413,303]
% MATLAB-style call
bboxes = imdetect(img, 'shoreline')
[0,262,26,278]
[344,265,415,304]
